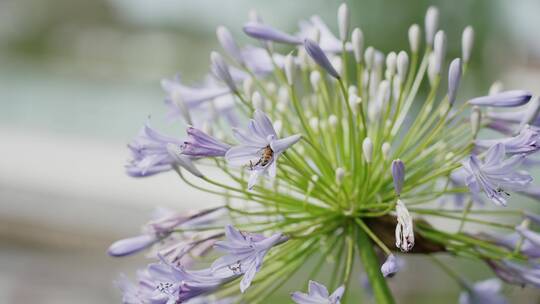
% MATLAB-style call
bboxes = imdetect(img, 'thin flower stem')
[355,218,392,255]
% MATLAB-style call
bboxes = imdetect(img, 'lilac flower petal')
[516,226,540,247]
[225,145,262,166]
[243,22,302,45]
[475,125,540,155]
[469,90,532,107]
[329,285,345,303]
[108,234,156,257]
[291,281,344,304]
[211,52,238,93]
[270,134,302,153]
[253,110,278,138]
[167,143,204,178]
[216,26,244,64]
[304,39,340,79]
[308,280,329,298]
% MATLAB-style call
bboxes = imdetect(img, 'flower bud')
[338,3,350,42]
[489,81,503,96]
[210,51,237,93]
[216,26,243,64]
[469,90,532,107]
[462,26,474,63]
[425,6,439,47]
[310,70,321,91]
[381,254,401,278]
[362,137,373,163]
[391,159,405,196]
[335,167,346,184]
[328,115,338,128]
[252,91,264,110]
[243,22,301,45]
[381,143,391,161]
[397,51,409,84]
[395,199,414,252]
[386,52,397,78]
[364,46,375,70]
[471,106,481,138]
[348,94,362,114]
[304,39,340,79]
[309,117,319,130]
[408,24,421,53]
[107,234,156,257]
[433,30,446,75]
[448,58,462,105]
[521,97,540,128]
[348,85,358,96]
[243,78,254,98]
[284,53,295,85]
[352,28,364,63]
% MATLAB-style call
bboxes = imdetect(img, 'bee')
[249,145,274,170]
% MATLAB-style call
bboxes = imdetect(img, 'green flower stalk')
[111,4,540,304]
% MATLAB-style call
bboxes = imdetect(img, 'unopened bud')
[352,28,364,63]
[425,6,439,47]
[338,3,350,42]
[309,117,319,130]
[252,92,264,110]
[364,46,375,70]
[408,24,421,53]
[310,71,321,91]
[284,54,295,85]
[391,159,405,196]
[362,137,373,163]
[382,142,391,160]
[335,167,346,184]
[386,52,397,78]
[328,115,338,128]
[471,106,481,138]
[348,94,362,114]
[462,26,474,63]
[397,51,409,84]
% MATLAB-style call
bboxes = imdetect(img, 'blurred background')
[1,0,540,303]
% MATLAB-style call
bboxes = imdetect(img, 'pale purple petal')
[304,39,340,79]
[469,90,532,107]
[391,159,405,196]
[108,235,156,257]
[243,22,302,45]
[270,134,302,153]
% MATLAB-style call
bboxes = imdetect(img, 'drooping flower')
[395,199,414,252]
[181,127,231,157]
[468,90,532,107]
[458,278,507,304]
[108,207,222,257]
[391,159,405,196]
[126,121,200,177]
[487,259,540,288]
[291,280,345,304]
[304,39,340,79]
[243,22,302,45]
[475,125,540,155]
[211,225,287,292]
[225,110,301,189]
[463,143,533,206]
[381,254,403,278]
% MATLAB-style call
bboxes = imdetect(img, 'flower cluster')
[110,3,540,303]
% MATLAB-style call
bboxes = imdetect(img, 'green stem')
[355,223,395,304]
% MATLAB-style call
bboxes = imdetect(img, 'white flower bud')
[328,115,338,128]
[395,199,414,252]
[433,30,446,75]
[408,24,421,53]
[471,106,481,138]
[425,6,439,47]
[362,137,373,163]
[338,3,350,42]
[348,93,362,114]
[309,117,319,130]
[335,167,346,184]
[297,48,309,70]
[266,82,277,95]
[364,46,375,70]
[382,142,391,160]
[397,51,409,84]
[385,52,397,78]
[352,27,364,63]
[278,86,289,104]
[252,91,264,110]
[310,70,321,92]
[331,56,343,78]
[284,53,295,85]
[489,81,503,96]
[462,26,474,63]
[243,78,254,99]
[427,53,437,85]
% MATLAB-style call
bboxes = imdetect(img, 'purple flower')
[469,90,532,107]
[243,22,302,45]
[144,256,232,304]
[115,271,157,304]
[516,225,540,247]
[463,143,532,206]
[291,280,345,304]
[210,52,238,93]
[475,125,540,155]
[459,279,507,304]
[182,127,231,157]
[448,58,462,105]
[381,254,403,278]
[126,121,192,177]
[108,207,222,257]
[480,231,540,259]
[391,159,405,196]
[297,16,352,53]
[211,225,287,292]
[304,39,340,79]
[225,110,301,189]
[487,259,540,288]
[216,26,243,65]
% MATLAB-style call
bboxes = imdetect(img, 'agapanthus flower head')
[291,281,345,304]
[113,4,540,303]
